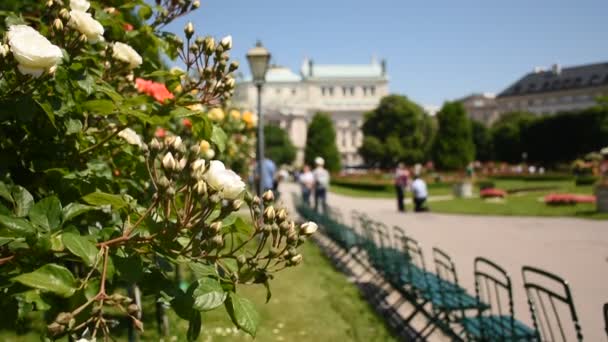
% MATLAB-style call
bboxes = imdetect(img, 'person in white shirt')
[312,157,330,214]
[411,174,429,212]
[298,165,314,206]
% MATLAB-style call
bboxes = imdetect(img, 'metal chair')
[460,257,536,341]
[522,266,583,342]
[429,248,488,337]
[604,303,608,339]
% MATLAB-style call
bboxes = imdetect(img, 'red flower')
[544,193,596,205]
[123,23,134,31]
[182,118,192,128]
[480,188,507,198]
[155,127,166,138]
[135,78,174,104]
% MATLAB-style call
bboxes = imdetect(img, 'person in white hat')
[313,156,330,214]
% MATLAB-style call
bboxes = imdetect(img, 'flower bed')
[480,188,507,198]
[544,193,596,205]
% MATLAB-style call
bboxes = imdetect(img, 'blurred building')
[496,62,608,116]
[458,93,499,126]
[233,58,389,167]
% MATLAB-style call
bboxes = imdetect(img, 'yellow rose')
[199,139,211,153]
[242,111,257,128]
[188,103,204,112]
[229,109,241,120]
[208,108,225,121]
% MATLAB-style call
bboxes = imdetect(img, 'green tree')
[264,124,296,166]
[361,95,434,167]
[359,136,386,167]
[304,112,341,172]
[491,111,536,163]
[471,120,494,161]
[432,101,475,170]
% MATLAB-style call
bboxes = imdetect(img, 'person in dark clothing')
[394,163,409,212]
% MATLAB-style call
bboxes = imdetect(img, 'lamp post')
[246,41,271,196]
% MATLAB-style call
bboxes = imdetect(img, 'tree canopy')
[304,112,341,172]
[491,111,536,163]
[264,124,296,166]
[432,101,475,170]
[360,95,435,167]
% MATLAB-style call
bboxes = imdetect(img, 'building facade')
[233,58,389,167]
[459,93,499,126]
[496,62,608,116]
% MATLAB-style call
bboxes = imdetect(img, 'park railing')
[295,199,585,342]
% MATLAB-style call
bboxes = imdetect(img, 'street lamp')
[246,41,271,196]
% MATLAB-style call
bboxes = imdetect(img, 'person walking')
[250,158,277,195]
[298,165,314,206]
[411,174,429,212]
[394,163,410,212]
[313,157,330,214]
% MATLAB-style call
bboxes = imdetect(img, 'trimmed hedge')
[489,174,574,182]
[575,175,599,186]
[331,178,391,191]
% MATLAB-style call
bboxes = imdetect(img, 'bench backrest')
[522,266,583,342]
[474,257,516,338]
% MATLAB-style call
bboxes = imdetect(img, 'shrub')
[575,175,599,186]
[477,181,495,190]
[0,2,313,340]
[305,112,341,172]
[432,101,475,170]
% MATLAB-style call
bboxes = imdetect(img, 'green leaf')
[0,182,12,203]
[187,310,202,342]
[82,192,128,210]
[226,292,260,337]
[211,126,227,153]
[193,278,227,311]
[29,196,62,231]
[62,203,97,224]
[65,119,83,135]
[138,4,152,19]
[35,100,56,128]
[12,264,77,298]
[0,215,36,235]
[62,232,99,266]
[188,262,217,280]
[12,186,33,217]
[233,217,253,235]
[82,99,116,115]
[170,107,196,118]
[0,237,14,246]
[77,74,96,95]
[23,290,51,311]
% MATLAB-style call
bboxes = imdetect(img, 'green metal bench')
[460,257,536,341]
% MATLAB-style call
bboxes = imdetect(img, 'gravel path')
[279,183,608,341]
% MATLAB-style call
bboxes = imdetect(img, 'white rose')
[300,222,318,235]
[117,128,142,147]
[69,10,104,43]
[220,35,232,50]
[0,44,9,57]
[70,0,90,12]
[112,42,142,69]
[162,152,176,170]
[204,160,246,200]
[7,25,63,78]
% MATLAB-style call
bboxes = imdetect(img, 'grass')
[331,178,608,219]
[0,241,396,342]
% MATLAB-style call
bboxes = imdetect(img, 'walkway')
[280,183,608,341]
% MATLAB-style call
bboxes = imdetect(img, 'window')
[321,87,326,96]
[291,88,297,95]
[370,86,376,96]
[342,87,348,96]
[363,86,368,96]
[276,88,281,95]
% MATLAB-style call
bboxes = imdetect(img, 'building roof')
[498,62,608,98]
[242,65,302,83]
[300,58,386,80]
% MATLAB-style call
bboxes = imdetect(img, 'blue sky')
[164,0,607,106]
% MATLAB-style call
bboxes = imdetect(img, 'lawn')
[0,241,396,342]
[331,178,608,219]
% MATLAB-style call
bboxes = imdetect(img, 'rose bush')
[0,1,314,341]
